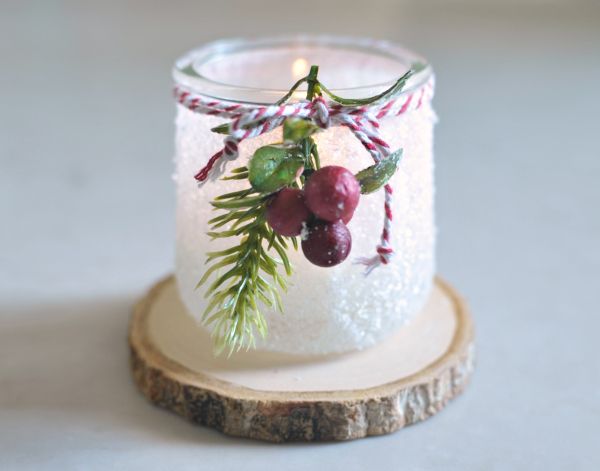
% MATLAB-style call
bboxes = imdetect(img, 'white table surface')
[1,1,599,470]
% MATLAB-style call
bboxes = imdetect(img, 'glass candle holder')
[173,36,436,355]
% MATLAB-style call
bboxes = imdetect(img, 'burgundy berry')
[266,188,311,237]
[301,220,352,267]
[304,166,360,223]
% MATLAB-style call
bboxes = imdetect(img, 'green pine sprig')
[197,167,295,355]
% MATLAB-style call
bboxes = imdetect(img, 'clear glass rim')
[173,35,433,105]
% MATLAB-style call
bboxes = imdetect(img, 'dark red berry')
[304,166,360,223]
[266,188,311,237]
[301,220,352,267]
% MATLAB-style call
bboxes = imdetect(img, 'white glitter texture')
[174,101,436,354]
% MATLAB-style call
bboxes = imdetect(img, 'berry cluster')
[266,166,360,267]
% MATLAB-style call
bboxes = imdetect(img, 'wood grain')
[129,275,474,442]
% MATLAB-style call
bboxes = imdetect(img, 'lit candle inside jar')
[290,57,309,100]
[292,57,309,80]
[173,37,435,355]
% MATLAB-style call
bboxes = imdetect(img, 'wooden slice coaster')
[129,275,474,442]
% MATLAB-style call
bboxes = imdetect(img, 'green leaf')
[283,118,319,143]
[211,123,230,135]
[320,63,426,106]
[355,148,403,194]
[248,145,304,192]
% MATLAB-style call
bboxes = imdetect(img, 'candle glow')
[292,57,309,80]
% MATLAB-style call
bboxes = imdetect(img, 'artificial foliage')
[198,64,422,353]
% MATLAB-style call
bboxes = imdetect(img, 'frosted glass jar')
[173,37,436,355]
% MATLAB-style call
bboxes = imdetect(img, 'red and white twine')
[174,78,434,273]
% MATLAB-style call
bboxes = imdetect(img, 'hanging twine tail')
[194,138,238,182]
[340,114,396,274]
[175,77,434,273]
[354,183,394,274]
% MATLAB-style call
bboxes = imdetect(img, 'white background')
[1,1,599,469]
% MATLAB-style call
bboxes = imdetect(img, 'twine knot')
[310,96,330,129]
